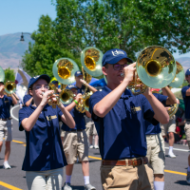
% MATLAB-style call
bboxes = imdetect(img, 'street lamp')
[20,32,32,41]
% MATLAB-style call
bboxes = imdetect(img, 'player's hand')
[40,90,54,107]
[75,93,82,102]
[123,62,136,83]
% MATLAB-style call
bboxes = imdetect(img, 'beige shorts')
[160,115,176,136]
[0,119,12,142]
[101,162,154,190]
[146,133,165,174]
[63,131,89,164]
[85,121,97,137]
[184,122,190,148]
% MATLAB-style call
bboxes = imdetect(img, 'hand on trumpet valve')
[122,62,136,83]
[75,93,82,103]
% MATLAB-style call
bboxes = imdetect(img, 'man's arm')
[162,86,178,105]
[65,93,82,112]
[143,88,169,124]
[11,93,18,105]
[93,63,136,118]
[25,97,33,107]
[186,88,190,96]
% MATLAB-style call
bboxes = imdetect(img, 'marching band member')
[181,68,190,184]
[62,84,95,190]
[0,81,17,169]
[19,75,75,190]
[89,49,169,190]
[145,87,178,190]
[160,87,179,158]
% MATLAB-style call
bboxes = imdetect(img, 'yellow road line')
[0,181,22,190]
[88,155,102,160]
[164,169,187,176]
[12,139,187,176]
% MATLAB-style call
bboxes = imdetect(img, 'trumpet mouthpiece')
[120,73,124,77]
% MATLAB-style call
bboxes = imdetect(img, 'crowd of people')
[0,48,190,190]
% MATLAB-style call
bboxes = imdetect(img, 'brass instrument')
[59,88,75,105]
[4,81,16,95]
[169,61,185,88]
[75,91,93,113]
[167,100,179,119]
[0,66,5,82]
[52,58,79,84]
[75,47,103,112]
[81,47,103,77]
[126,46,176,95]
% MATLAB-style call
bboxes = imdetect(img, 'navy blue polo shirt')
[23,94,33,106]
[145,93,168,135]
[75,85,87,94]
[89,86,158,160]
[62,106,86,131]
[19,104,67,171]
[181,85,190,119]
[0,95,14,119]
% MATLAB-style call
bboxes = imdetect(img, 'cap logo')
[77,71,81,74]
[33,75,40,79]
[112,50,125,56]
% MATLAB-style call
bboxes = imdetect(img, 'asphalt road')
[0,105,190,190]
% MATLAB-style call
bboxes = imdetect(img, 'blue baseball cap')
[52,80,58,85]
[185,68,190,76]
[75,71,83,77]
[28,74,50,89]
[66,84,77,90]
[102,49,133,66]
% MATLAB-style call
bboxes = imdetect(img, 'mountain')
[0,33,189,72]
[0,32,33,70]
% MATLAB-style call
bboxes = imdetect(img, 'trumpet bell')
[169,62,185,88]
[59,89,74,104]
[4,81,16,95]
[0,66,5,82]
[81,47,103,77]
[52,58,79,84]
[137,46,176,88]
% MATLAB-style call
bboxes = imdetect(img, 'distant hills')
[0,33,189,72]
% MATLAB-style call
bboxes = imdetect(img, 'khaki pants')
[26,168,63,190]
[184,122,190,149]
[160,115,176,136]
[63,131,89,164]
[146,133,165,174]
[0,120,12,142]
[101,163,154,190]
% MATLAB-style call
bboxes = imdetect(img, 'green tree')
[4,68,15,83]
[23,0,190,76]
[22,15,81,77]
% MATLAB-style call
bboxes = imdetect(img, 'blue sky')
[0,0,189,59]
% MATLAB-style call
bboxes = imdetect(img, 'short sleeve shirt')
[89,86,157,160]
[181,85,190,119]
[23,94,33,106]
[145,93,168,135]
[19,104,67,171]
[0,95,14,119]
[61,106,86,131]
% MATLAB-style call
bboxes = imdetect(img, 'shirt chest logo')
[46,115,57,121]
[131,106,141,114]
[4,100,9,103]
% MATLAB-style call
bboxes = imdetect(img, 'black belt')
[0,118,11,121]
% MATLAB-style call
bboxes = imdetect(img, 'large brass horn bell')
[4,81,16,95]
[81,47,103,77]
[136,46,176,89]
[52,58,79,84]
[169,61,185,88]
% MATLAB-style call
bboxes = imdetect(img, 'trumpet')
[4,81,16,96]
